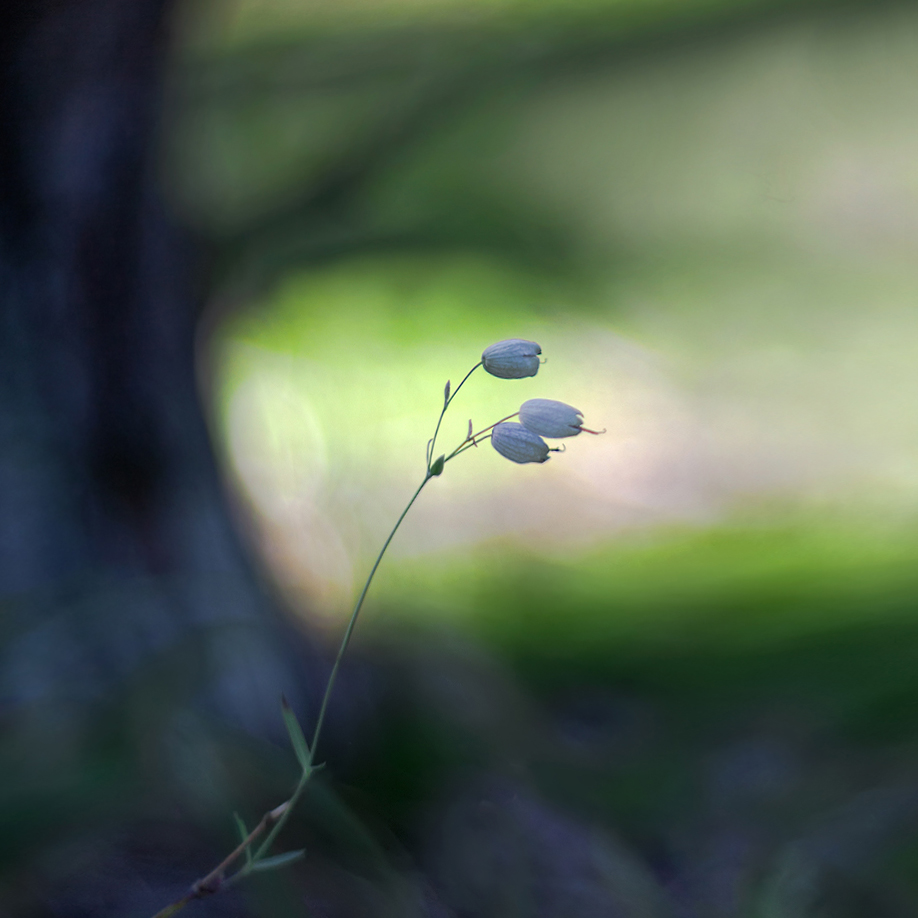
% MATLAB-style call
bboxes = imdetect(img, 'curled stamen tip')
[583,427,606,435]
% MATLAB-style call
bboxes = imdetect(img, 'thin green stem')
[427,362,481,467]
[150,363,502,918]
[150,799,288,918]
[244,471,434,868]
[307,473,432,764]
[447,432,493,461]
[251,772,310,863]
[443,411,518,463]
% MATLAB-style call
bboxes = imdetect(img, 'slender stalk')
[151,361,492,918]
[259,469,436,863]
[305,473,431,763]
[150,473,433,918]
[251,770,310,862]
[443,411,518,463]
[150,802,288,918]
[427,362,481,466]
[447,432,493,461]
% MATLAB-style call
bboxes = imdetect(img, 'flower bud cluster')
[480,339,600,465]
[491,399,587,464]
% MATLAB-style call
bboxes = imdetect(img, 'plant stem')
[307,472,432,762]
[152,379,487,918]
[443,411,518,463]
[251,772,310,862]
[149,802,287,918]
[150,472,434,918]
[427,362,481,466]
[259,469,436,862]
[447,432,492,460]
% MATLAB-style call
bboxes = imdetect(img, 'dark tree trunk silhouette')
[0,2,317,910]
[0,0,306,718]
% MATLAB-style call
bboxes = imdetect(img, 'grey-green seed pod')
[519,398,584,438]
[491,422,550,464]
[481,338,541,379]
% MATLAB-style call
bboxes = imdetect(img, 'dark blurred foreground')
[3,0,918,916]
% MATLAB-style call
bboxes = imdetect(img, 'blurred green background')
[174,0,918,639]
[164,0,918,911]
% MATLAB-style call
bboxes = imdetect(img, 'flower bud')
[481,339,541,379]
[491,422,550,464]
[519,398,584,438]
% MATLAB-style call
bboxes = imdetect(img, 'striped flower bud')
[519,399,584,438]
[491,422,550,464]
[481,339,542,379]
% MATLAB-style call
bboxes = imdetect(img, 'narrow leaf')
[251,850,306,872]
[233,813,253,866]
[467,419,473,441]
[444,379,451,406]
[281,696,311,772]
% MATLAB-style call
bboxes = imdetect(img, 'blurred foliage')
[90,0,918,912]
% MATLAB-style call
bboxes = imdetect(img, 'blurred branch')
[199,53,579,299]
[173,0,895,301]
[174,0,878,101]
